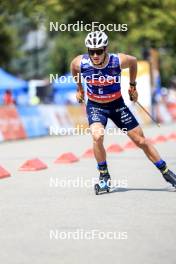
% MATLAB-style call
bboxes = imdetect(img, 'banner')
[17,106,48,137]
[0,106,26,140]
[66,105,88,130]
[38,105,74,136]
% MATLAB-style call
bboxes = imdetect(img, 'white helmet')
[85,31,108,49]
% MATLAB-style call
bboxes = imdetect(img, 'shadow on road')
[109,186,176,194]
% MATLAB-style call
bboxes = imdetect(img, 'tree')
[0,0,176,84]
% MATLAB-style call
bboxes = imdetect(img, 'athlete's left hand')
[76,89,85,103]
[128,86,138,102]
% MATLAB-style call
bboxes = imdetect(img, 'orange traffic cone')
[19,158,48,171]
[123,141,137,149]
[81,148,94,158]
[106,144,123,153]
[0,166,11,179]
[54,152,79,164]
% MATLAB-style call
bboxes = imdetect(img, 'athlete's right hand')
[128,86,138,102]
[76,89,85,103]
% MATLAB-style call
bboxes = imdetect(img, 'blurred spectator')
[3,89,16,105]
[154,78,176,123]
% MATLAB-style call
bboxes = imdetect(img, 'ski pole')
[136,101,160,127]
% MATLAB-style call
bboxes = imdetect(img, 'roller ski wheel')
[94,184,100,195]
[94,179,111,195]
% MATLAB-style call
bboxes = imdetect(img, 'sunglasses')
[88,49,105,56]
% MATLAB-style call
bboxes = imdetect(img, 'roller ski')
[161,167,176,188]
[94,167,111,195]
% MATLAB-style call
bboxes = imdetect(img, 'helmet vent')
[93,38,96,45]
[98,39,102,45]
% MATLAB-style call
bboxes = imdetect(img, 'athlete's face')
[88,48,106,65]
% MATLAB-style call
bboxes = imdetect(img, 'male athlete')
[70,31,176,187]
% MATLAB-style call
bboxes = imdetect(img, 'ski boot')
[161,167,176,188]
[94,168,111,195]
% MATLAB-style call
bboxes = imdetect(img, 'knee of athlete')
[92,133,104,145]
[135,137,149,148]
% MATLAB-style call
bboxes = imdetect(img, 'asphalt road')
[0,122,176,264]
